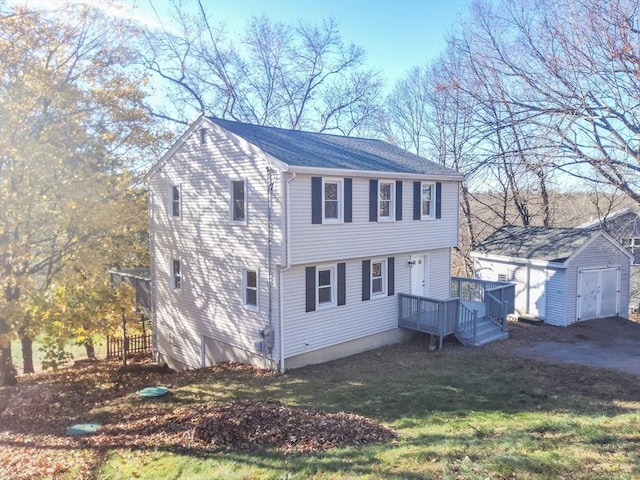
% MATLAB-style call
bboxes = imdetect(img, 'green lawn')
[10,337,107,373]
[91,343,640,480]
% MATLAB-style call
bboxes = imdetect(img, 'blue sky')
[134,0,473,87]
[20,0,473,87]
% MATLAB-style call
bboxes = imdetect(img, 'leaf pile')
[193,399,397,453]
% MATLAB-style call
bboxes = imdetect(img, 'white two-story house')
[147,116,465,372]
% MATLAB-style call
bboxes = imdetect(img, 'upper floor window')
[379,181,394,220]
[231,179,246,223]
[170,185,181,218]
[323,180,342,222]
[413,181,442,220]
[243,269,258,309]
[171,259,182,290]
[421,182,435,219]
[312,177,352,224]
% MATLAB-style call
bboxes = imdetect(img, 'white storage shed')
[471,226,632,326]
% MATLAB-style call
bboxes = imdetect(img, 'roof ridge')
[208,116,388,143]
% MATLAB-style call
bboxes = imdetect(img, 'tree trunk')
[20,334,34,374]
[1,344,17,386]
[1,286,20,385]
[84,340,96,359]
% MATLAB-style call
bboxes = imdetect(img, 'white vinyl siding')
[282,248,450,359]
[149,121,283,369]
[289,175,459,264]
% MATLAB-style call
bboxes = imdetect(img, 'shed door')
[578,268,619,321]
[599,268,619,317]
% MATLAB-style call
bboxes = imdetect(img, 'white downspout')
[279,171,296,373]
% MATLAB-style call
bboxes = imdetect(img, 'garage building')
[471,225,632,326]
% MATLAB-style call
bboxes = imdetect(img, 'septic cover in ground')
[66,422,102,436]
[137,386,169,398]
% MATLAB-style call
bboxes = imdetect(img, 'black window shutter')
[311,177,322,224]
[387,257,395,296]
[337,262,346,306]
[305,266,316,312]
[344,178,353,223]
[435,182,442,219]
[369,179,378,222]
[362,260,371,301]
[413,181,421,220]
[395,181,403,221]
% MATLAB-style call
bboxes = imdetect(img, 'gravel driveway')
[487,317,640,376]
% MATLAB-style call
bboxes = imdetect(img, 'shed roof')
[473,225,598,263]
[208,117,461,177]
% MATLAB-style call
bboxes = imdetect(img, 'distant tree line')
[1,0,638,384]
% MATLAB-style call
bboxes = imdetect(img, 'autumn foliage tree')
[0,3,163,383]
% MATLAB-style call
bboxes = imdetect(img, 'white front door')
[410,255,429,297]
[578,268,619,321]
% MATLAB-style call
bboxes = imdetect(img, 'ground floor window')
[243,269,258,309]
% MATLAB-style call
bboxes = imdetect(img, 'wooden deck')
[398,278,515,349]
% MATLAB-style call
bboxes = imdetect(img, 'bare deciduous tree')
[142,4,384,134]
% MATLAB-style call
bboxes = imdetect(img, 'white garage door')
[578,268,619,321]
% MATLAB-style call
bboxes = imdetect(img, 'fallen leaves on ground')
[192,399,397,453]
[0,359,395,479]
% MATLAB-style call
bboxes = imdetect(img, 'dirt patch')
[484,316,640,376]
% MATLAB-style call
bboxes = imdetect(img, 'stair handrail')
[457,301,478,343]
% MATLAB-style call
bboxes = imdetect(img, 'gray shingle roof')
[473,225,598,263]
[209,117,461,177]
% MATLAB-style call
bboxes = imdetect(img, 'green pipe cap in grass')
[137,386,170,398]
[66,422,102,436]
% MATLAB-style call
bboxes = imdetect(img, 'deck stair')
[454,316,509,346]
[398,277,515,350]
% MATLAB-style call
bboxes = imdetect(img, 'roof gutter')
[287,165,465,182]
[470,251,566,269]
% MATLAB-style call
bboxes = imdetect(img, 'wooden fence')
[106,332,152,359]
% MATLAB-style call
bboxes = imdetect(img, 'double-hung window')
[171,259,182,291]
[317,266,335,307]
[421,182,435,219]
[371,259,386,296]
[231,179,246,223]
[170,185,181,218]
[305,263,346,312]
[323,179,341,222]
[243,269,258,309]
[379,181,394,220]
[362,257,394,301]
